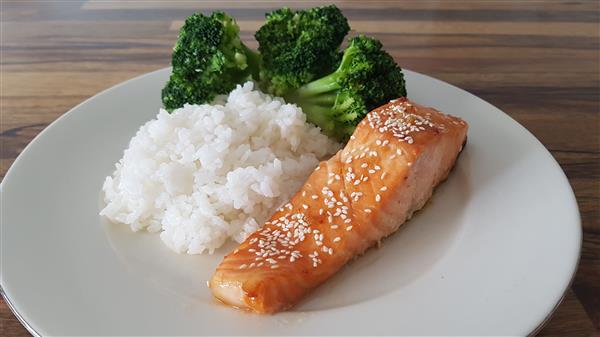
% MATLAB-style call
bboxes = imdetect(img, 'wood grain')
[1,1,598,336]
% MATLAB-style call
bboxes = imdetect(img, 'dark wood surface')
[1,1,598,336]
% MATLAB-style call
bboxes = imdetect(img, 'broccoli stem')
[287,92,336,106]
[241,44,261,81]
[281,46,358,137]
[286,42,359,98]
[282,56,349,137]
[292,74,340,97]
[299,104,336,135]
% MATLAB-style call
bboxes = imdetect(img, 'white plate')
[1,68,581,336]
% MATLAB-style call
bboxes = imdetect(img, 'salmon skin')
[209,98,468,313]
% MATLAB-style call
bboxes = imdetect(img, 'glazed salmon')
[209,98,468,313]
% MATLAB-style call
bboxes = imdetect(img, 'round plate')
[1,68,581,336]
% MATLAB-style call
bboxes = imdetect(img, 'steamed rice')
[100,82,340,254]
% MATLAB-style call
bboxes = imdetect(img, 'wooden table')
[1,1,598,336]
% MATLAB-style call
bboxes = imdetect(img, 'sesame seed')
[375,194,381,202]
[271,265,279,269]
[364,208,372,213]
[302,204,308,210]
[328,248,333,255]
[380,186,388,191]
[333,237,341,242]
[361,163,368,168]
[381,172,387,180]
[239,264,248,269]
[312,195,318,200]
[368,169,376,174]
[346,225,353,231]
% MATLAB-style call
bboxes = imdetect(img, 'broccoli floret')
[283,35,407,142]
[162,11,260,111]
[161,74,202,112]
[255,5,349,96]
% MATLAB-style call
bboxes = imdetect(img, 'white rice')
[100,82,340,254]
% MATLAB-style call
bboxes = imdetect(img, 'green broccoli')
[255,5,349,97]
[283,35,407,142]
[162,11,260,111]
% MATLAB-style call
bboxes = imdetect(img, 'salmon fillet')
[209,98,468,313]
